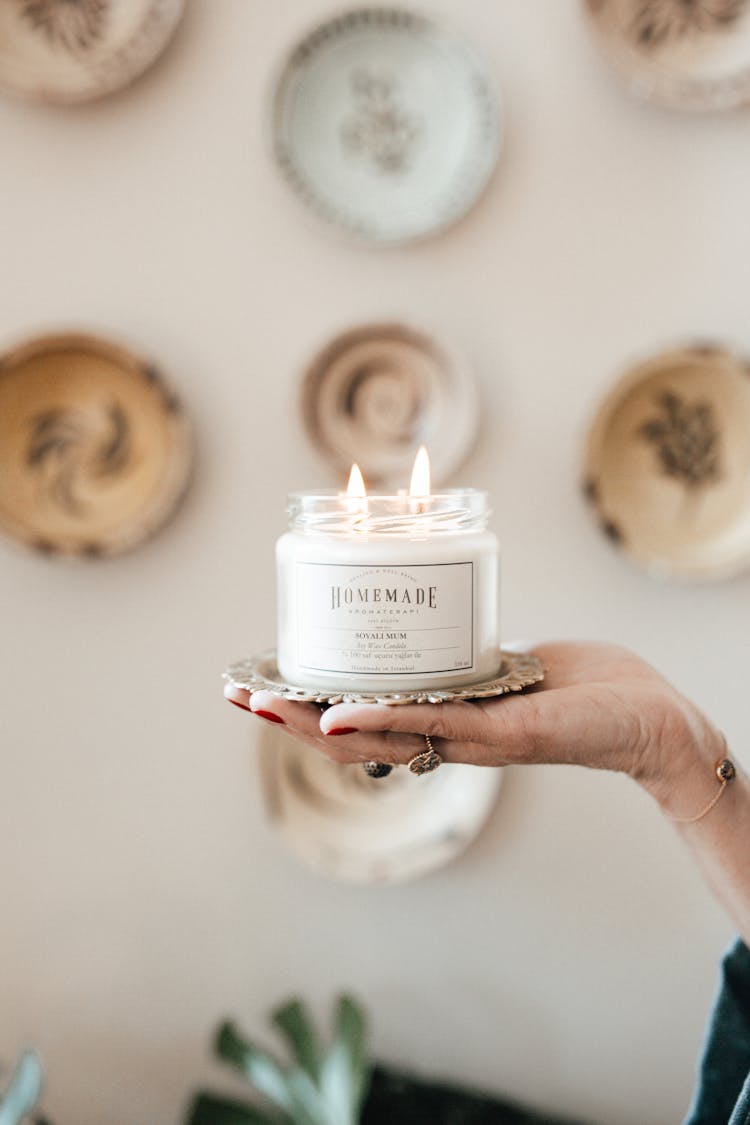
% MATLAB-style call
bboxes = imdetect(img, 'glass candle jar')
[276,490,500,691]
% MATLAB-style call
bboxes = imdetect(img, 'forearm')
[675,769,750,946]
[642,722,750,946]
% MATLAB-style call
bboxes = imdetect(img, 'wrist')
[633,700,726,818]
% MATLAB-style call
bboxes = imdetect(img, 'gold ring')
[407,734,442,776]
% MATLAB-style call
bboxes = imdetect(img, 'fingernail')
[253,709,285,725]
[326,727,359,736]
[224,686,252,711]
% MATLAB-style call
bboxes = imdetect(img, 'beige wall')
[1,2,748,1122]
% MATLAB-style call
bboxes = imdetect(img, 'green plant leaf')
[272,1001,323,1082]
[0,1052,43,1125]
[186,1091,281,1125]
[284,1070,333,1125]
[216,1024,293,1113]
[215,1024,321,1125]
[318,996,371,1125]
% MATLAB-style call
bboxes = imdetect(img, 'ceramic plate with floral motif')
[271,7,500,244]
[0,0,184,104]
[0,332,191,557]
[583,0,750,109]
[256,724,503,884]
[583,344,750,580]
[300,322,480,486]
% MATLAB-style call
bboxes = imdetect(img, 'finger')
[319,694,537,748]
[224,684,252,711]
[249,689,325,735]
[242,689,351,761]
[243,691,429,764]
[245,690,512,768]
[319,688,590,767]
[320,729,509,767]
[322,729,428,766]
[245,690,450,767]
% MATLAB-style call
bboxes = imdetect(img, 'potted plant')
[186,996,592,1125]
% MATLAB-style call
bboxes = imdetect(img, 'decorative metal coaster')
[224,649,544,706]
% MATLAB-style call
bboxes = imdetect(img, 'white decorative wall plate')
[271,7,501,244]
[257,724,503,884]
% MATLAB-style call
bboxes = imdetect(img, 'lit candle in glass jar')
[276,449,500,692]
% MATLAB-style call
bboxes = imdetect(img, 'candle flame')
[409,445,431,497]
[346,462,367,498]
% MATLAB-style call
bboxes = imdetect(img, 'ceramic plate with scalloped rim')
[0,0,184,104]
[256,724,503,884]
[583,343,750,580]
[271,7,501,244]
[0,331,191,558]
[300,322,480,487]
[583,0,750,109]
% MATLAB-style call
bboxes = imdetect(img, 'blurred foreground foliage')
[187,995,370,1125]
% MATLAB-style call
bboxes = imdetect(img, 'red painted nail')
[227,698,252,712]
[253,709,285,725]
[326,727,359,736]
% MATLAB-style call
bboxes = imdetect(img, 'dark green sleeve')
[684,940,750,1125]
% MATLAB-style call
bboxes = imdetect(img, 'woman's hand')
[225,641,723,810]
[226,640,749,939]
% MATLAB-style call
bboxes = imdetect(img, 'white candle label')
[295,562,474,677]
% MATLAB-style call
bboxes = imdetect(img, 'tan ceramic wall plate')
[0,332,192,558]
[583,0,750,109]
[300,322,479,487]
[224,649,544,706]
[257,724,503,884]
[0,0,184,104]
[271,7,500,244]
[583,343,750,580]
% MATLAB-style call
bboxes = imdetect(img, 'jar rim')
[287,487,488,503]
[286,488,490,536]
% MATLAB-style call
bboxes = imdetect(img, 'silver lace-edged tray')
[224,649,544,706]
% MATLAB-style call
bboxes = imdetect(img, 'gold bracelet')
[668,758,737,824]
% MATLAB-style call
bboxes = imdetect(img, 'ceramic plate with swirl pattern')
[0,332,191,558]
[272,7,500,244]
[0,0,184,104]
[300,322,479,486]
[584,0,750,109]
[583,344,750,580]
[256,724,503,884]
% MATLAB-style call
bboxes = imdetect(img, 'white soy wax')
[276,474,500,692]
